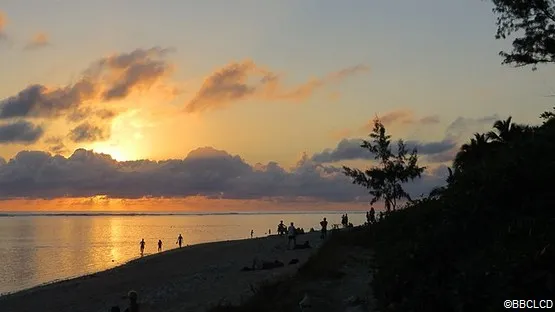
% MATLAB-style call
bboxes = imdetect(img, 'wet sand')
[0,232,322,312]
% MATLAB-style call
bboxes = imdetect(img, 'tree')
[452,133,490,173]
[491,0,555,69]
[486,116,516,142]
[343,118,426,212]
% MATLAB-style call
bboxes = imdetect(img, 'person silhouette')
[124,290,140,312]
[320,217,328,239]
[278,220,286,235]
[176,234,183,248]
[251,229,254,238]
[287,222,297,249]
[157,239,163,252]
[139,239,145,256]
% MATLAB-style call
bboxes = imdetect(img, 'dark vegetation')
[210,1,555,311]
[343,117,425,212]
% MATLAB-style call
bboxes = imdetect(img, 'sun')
[87,143,135,162]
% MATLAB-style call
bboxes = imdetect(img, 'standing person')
[369,207,376,224]
[124,290,140,312]
[176,234,183,248]
[287,222,297,249]
[278,220,286,235]
[157,239,162,252]
[320,217,328,239]
[251,229,254,238]
[139,239,145,256]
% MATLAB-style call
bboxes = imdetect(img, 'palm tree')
[453,133,490,172]
[487,116,518,143]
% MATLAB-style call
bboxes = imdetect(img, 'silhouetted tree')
[491,0,555,69]
[486,116,516,142]
[343,118,425,212]
[452,133,490,173]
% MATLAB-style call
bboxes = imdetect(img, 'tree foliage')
[343,118,425,212]
[491,0,555,68]
[366,110,555,312]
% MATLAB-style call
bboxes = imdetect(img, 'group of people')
[139,234,184,256]
[341,213,350,227]
[276,220,302,249]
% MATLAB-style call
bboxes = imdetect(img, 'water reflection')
[0,212,365,294]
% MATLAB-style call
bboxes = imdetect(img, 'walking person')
[157,239,163,252]
[176,234,183,248]
[139,239,145,256]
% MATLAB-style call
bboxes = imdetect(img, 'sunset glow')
[0,1,554,211]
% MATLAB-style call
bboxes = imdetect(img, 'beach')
[0,232,324,312]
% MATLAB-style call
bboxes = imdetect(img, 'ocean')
[0,211,365,295]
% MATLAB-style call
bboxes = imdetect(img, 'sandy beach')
[0,232,323,312]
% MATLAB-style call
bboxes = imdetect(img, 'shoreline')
[0,232,324,312]
[0,237,253,297]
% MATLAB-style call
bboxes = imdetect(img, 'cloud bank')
[0,147,445,202]
[315,115,500,164]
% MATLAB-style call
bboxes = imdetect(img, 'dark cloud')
[0,81,97,120]
[0,121,44,144]
[68,122,109,143]
[0,146,445,201]
[0,47,172,120]
[44,136,68,155]
[311,138,455,163]
[318,115,501,165]
[96,47,173,101]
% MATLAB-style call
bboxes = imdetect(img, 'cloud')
[0,11,7,40]
[317,114,501,165]
[419,115,440,124]
[421,114,500,164]
[185,61,368,113]
[311,138,456,163]
[68,122,110,143]
[0,121,44,144]
[0,47,173,121]
[24,32,49,50]
[44,136,68,154]
[0,147,446,202]
[444,115,499,141]
[362,109,440,131]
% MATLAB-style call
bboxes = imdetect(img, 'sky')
[0,0,554,211]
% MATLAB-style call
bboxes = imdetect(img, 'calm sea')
[0,211,365,295]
